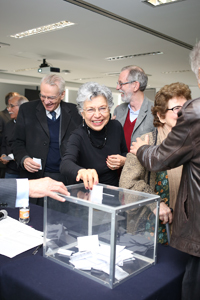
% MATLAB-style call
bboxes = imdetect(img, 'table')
[0,204,189,300]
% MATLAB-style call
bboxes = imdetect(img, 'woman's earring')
[82,119,85,127]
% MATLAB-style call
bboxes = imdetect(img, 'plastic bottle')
[19,206,30,224]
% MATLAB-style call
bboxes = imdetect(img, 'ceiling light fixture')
[106,51,163,61]
[10,20,75,39]
[143,0,184,7]
[161,69,191,74]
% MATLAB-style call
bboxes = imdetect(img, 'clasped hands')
[76,154,126,190]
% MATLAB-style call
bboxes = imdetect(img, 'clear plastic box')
[43,183,160,289]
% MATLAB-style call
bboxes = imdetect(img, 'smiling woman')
[60,82,128,190]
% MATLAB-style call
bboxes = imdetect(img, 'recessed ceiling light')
[106,51,163,61]
[10,21,75,39]
[161,69,191,74]
[12,67,38,72]
[143,0,185,7]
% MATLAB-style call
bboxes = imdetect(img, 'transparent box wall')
[43,183,160,289]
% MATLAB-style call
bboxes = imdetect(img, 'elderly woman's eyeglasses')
[167,106,183,114]
[83,106,109,115]
[39,93,59,101]
[116,80,136,87]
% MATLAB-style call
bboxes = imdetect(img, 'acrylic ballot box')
[43,183,160,289]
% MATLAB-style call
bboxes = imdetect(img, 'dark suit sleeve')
[0,179,17,208]
[0,113,5,146]
[60,130,82,183]
[12,105,30,166]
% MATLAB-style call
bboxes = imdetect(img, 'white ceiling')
[0,0,200,90]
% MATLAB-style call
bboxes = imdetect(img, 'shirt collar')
[46,105,61,119]
[128,103,140,116]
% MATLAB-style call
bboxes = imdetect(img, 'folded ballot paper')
[65,235,135,280]
[0,216,43,258]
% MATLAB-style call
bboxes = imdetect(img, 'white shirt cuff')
[15,179,29,207]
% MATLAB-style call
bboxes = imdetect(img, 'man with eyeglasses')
[113,65,154,151]
[0,95,28,178]
[13,74,82,205]
[0,92,20,178]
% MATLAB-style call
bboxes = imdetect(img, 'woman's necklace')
[86,125,107,149]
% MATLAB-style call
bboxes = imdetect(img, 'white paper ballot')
[57,249,74,256]
[77,235,99,252]
[33,157,42,170]
[0,216,43,258]
[90,185,103,204]
[2,154,14,161]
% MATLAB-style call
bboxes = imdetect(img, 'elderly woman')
[119,82,191,244]
[60,82,127,189]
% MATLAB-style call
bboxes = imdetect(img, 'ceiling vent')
[106,51,163,61]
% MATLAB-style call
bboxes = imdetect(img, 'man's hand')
[0,154,9,165]
[106,154,126,170]
[29,177,70,202]
[24,157,41,173]
[76,169,99,190]
[130,135,149,155]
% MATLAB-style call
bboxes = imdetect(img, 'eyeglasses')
[167,106,183,114]
[7,104,19,108]
[116,80,136,87]
[83,106,109,115]
[39,93,59,101]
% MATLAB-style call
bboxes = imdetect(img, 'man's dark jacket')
[13,99,82,179]
[137,98,200,257]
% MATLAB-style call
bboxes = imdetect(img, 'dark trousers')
[182,255,200,300]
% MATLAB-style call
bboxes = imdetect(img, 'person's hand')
[130,135,149,155]
[0,154,9,164]
[24,157,41,173]
[76,169,99,190]
[106,154,126,170]
[29,177,70,202]
[153,202,173,224]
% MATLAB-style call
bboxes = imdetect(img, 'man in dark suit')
[0,92,19,178]
[13,74,82,190]
[0,177,70,208]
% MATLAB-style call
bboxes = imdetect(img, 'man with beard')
[113,65,154,151]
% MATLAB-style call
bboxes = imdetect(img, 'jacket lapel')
[36,101,50,137]
[133,97,148,133]
[60,101,71,141]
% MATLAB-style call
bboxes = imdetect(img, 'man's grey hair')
[9,95,29,106]
[121,65,148,92]
[17,95,29,106]
[190,41,200,84]
[40,74,66,94]
[76,82,114,114]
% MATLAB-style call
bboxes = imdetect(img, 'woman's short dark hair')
[152,82,191,127]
